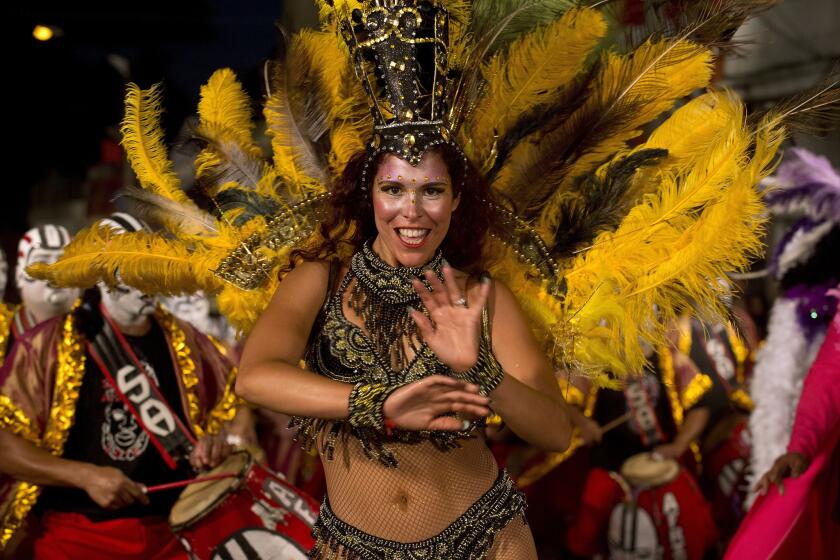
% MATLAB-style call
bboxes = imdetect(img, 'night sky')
[10,1,286,231]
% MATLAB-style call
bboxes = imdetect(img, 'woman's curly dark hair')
[291,144,494,275]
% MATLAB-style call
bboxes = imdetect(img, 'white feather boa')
[746,298,826,504]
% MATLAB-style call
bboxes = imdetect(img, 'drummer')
[673,312,755,535]
[0,213,241,560]
[564,339,725,558]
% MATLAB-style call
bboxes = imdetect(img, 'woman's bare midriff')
[319,432,500,542]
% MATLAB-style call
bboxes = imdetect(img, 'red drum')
[702,415,752,533]
[170,450,320,559]
[608,453,718,560]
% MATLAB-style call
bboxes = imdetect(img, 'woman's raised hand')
[383,375,491,431]
[409,265,491,373]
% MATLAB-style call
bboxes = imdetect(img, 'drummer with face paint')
[0,225,80,367]
[0,213,241,559]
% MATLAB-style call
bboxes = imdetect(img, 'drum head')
[170,450,251,527]
[620,453,680,488]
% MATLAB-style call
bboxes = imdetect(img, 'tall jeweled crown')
[336,0,451,164]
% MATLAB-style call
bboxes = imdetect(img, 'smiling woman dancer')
[24,0,823,558]
[238,139,570,557]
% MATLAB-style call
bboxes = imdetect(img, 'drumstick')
[144,472,238,494]
[600,412,632,434]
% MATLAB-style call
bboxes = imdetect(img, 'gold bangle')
[347,382,402,431]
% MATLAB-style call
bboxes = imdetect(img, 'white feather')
[746,298,827,505]
[775,220,836,280]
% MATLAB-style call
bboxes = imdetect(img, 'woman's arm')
[236,260,355,418]
[486,281,572,452]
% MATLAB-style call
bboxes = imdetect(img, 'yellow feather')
[264,36,328,192]
[531,39,714,241]
[294,30,371,178]
[557,94,782,378]
[27,225,226,296]
[197,68,261,153]
[193,69,271,198]
[120,83,193,207]
[467,8,607,166]
[624,91,739,202]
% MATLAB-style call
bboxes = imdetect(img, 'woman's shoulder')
[277,258,353,300]
[283,259,339,283]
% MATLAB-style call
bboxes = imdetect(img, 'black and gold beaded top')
[292,243,486,467]
[335,0,451,164]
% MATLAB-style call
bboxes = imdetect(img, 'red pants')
[33,512,187,560]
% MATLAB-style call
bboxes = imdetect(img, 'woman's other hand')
[383,375,491,431]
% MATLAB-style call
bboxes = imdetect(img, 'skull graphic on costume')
[101,359,159,461]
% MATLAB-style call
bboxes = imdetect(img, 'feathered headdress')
[31,0,840,385]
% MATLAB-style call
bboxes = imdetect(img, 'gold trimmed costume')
[0,303,16,367]
[0,307,239,549]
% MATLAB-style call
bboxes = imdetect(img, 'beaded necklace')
[348,240,443,371]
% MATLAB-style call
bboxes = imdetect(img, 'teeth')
[398,228,428,239]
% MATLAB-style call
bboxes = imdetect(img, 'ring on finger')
[454,296,468,308]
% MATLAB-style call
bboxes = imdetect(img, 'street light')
[33,25,56,42]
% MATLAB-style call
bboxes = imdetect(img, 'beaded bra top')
[291,244,487,468]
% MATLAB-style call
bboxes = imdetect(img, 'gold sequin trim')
[730,388,755,412]
[660,346,703,467]
[43,313,87,453]
[677,318,692,356]
[681,373,713,410]
[0,303,17,367]
[156,309,241,438]
[1,313,86,549]
[726,322,749,385]
[204,367,242,437]
[155,309,202,436]
[658,346,683,426]
[1,483,39,548]
[0,396,38,445]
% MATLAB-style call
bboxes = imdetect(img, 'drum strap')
[624,379,666,447]
[11,307,37,340]
[86,304,197,469]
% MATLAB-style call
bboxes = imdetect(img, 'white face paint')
[16,247,80,323]
[99,279,157,330]
[161,291,211,333]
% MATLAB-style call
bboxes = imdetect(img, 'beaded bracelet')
[347,382,403,432]
[457,337,505,396]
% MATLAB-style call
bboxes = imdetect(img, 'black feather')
[214,189,282,227]
[551,148,668,257]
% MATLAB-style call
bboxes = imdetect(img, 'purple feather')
[766,148,840,221]
[784,280,839,342]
